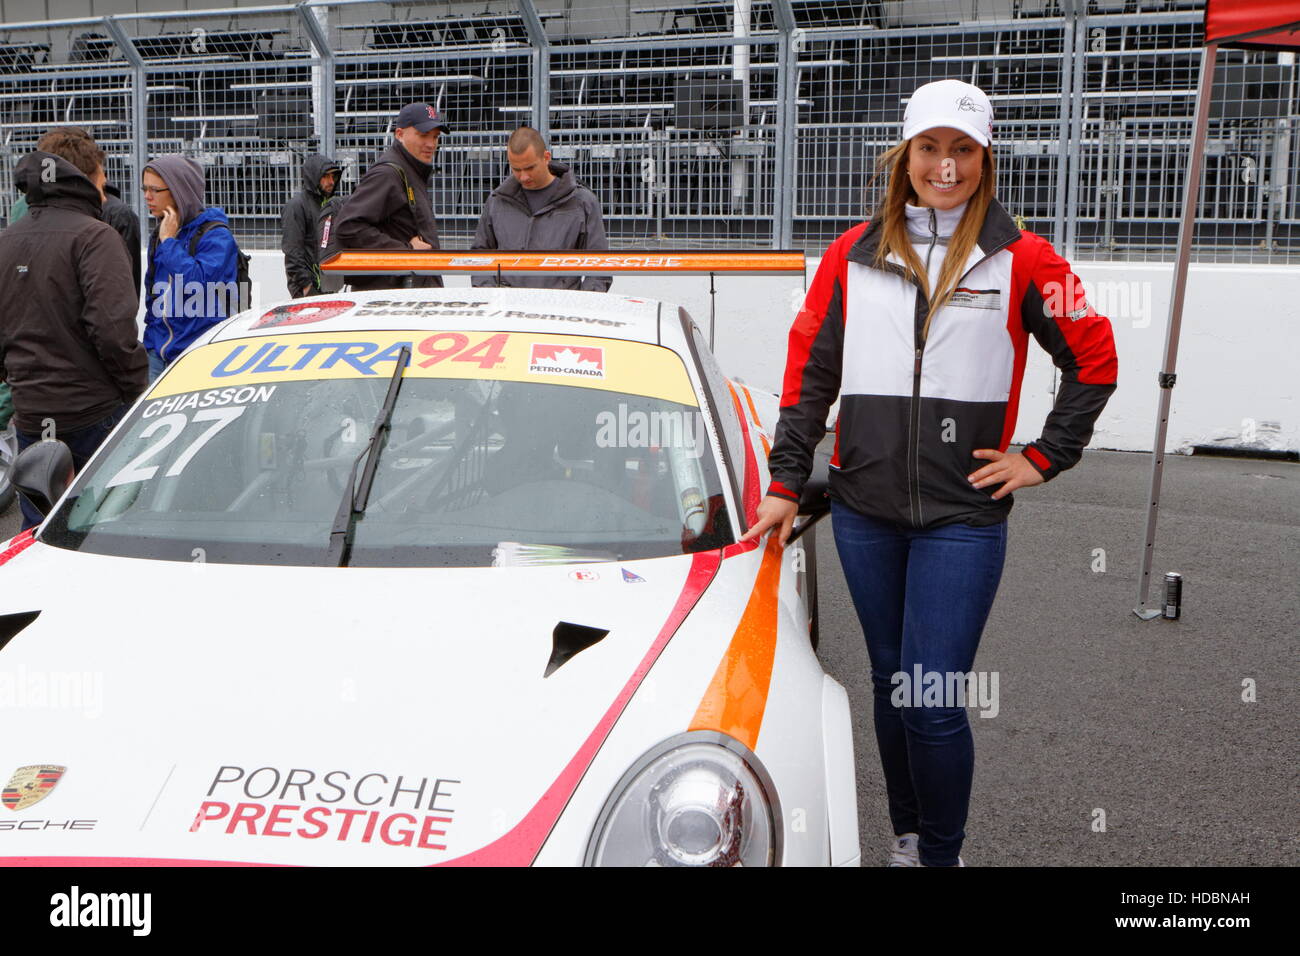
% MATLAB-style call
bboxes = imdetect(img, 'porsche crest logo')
[2,765,66,811]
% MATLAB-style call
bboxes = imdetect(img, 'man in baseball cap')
[395,101,452,136]
[902,79,994,147]
[335,102,451,290]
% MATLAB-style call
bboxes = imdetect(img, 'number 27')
[106,406,246,488]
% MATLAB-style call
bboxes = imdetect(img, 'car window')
[40,330,734,566]
[682,311,749,525]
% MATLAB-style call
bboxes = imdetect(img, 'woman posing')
[742,80,1118,866]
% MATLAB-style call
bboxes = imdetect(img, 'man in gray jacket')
[472,127,611,292]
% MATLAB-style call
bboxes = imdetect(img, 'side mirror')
[798,477,830,517]
[787,450,831,544]
[798,447,832,517]
[13,440,74,518]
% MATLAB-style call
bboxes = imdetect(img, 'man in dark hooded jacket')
[8,128,142,303]
[281,155,344,298]
[141,154,241,379]
[335,102,449,291]
[472,126,611,293]
[0,146,147,530]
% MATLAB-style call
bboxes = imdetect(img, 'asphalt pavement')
[2,448,1295,866]
[810,448,1298,867]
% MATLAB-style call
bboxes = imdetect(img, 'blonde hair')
[869,138,997,342]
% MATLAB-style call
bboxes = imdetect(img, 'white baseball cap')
[903,79,994,147]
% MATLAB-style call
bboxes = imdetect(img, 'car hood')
[0,543,718,866]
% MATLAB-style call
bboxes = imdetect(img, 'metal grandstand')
[0,0,1294,262]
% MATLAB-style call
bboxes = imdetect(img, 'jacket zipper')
[503,191,559,277]
[151,232,177,362]
[907,208,939,528]
[905,211,1020,528]
[160,312,175,363]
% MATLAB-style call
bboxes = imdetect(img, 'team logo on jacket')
[950,287,1001,311]
[2,765,65,811]
[529,344,605,379]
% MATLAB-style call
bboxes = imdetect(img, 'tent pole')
[1133,42,1219,620]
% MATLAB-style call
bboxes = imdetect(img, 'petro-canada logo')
[529,343,605,379]
[427,106,439,121]
[2,765,65,811]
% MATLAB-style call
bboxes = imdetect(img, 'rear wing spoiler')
[320,249,806,279]
[320,250,808,348]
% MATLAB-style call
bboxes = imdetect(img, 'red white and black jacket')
[767,197,1118,528]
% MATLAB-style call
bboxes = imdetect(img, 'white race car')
[0,277,858,866]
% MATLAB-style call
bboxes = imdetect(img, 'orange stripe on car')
[726,383,761,523]
[739,384,764,430]
[734,383,770,455]
[689,536,783,751]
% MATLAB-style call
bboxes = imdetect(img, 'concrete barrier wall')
[245,251,1299,455]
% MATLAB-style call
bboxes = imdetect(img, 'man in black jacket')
[335,102,449,291]
[102,182,142,300]
[7,128,143,304]
[0,143,147,530]
[281,155,344,297]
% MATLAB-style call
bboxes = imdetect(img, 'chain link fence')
[0,0,1294,262]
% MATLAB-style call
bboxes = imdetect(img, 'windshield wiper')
[327,345,411,567]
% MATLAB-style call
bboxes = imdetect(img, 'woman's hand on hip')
[739,494,800,547]
[968,449,1045,500]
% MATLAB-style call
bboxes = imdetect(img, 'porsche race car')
[0,264,858,867]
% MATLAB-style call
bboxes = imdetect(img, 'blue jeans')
[147,349,167,382]
[832,500,1007,866]
[16,405,128,531]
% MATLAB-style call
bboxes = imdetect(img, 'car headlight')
[585,732,781,867]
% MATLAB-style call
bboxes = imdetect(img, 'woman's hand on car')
[739,494,800,547]
[968,449,1045,500]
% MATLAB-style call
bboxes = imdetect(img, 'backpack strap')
[189,219,229,256]
[185,220,250,312]
[378,161,420,219]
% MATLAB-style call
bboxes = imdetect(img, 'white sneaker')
[887,832,920,867]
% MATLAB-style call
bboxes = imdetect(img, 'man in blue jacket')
[142,155,240,380]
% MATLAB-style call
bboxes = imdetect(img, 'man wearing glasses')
[140,156,242,380]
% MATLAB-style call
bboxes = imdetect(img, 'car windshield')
[40,329,733,566]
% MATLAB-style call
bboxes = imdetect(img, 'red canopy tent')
[1205,1,1300,51]
[1134,0,1300,618]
